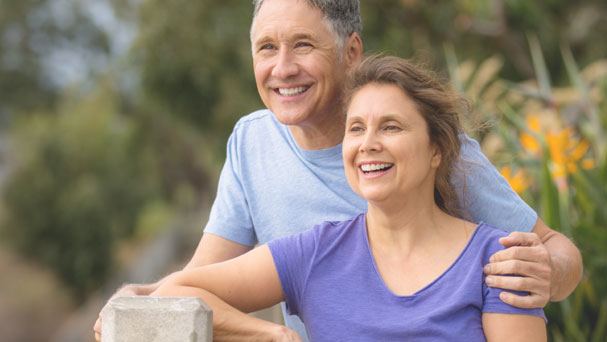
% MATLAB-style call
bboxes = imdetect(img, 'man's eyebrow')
[254,32,318,45]
[253,35,273,47]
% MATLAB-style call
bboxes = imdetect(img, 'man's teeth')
[278,86,308,96]
[361,163,393,172]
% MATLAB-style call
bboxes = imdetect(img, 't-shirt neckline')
[361,213,483,299]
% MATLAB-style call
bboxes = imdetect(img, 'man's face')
[251,0,348,129]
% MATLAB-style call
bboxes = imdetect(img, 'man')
[95,0,582,340]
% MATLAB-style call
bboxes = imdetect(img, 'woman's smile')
[359,161,394,178]
[342,83,441,205]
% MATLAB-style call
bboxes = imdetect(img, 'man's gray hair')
[251,0,362,54]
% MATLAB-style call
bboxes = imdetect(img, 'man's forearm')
[536,220,583,301]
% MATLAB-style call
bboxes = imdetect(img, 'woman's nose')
[359,131,382,153]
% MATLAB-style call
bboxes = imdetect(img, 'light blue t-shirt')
[268,214,546,341]
[204,109,538,339]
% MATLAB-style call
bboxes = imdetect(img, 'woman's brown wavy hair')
[343,54,468,216]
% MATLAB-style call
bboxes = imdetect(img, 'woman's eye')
[349,126,364,132]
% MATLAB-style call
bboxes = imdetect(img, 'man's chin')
[271,109,310,126]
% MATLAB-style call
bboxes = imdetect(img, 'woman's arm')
[152,245,301,341]
[482,313,546,342]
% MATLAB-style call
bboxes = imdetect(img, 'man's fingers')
[484,259,551,279]
[498,232,541,248]
[498,291,548,309]
[485,274,538,292]
[489,244,550,264]
[485,274,550,307]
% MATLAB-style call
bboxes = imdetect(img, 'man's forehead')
[250,1,333,43]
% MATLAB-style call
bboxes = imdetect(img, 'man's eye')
[385,125,401,131]
[295,42,312,48]
[259,44,275,51]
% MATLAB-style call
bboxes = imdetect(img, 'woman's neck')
[365,198,455,256]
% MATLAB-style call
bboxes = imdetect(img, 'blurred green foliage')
[1,80,212,299]
[2,85,157,299]
[447,37,606,340]
[135,0,261,147]
[0,0,605,337]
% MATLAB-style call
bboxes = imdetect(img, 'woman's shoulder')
[311,213,365,237]
[465,222,511,258]
[441,217,509,262]
[475,222,511,239]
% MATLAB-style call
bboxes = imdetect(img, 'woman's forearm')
[152,282,297,341]
[151,246,298,341]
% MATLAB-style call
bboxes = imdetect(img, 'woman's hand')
[267,325,303,342]
[94,283,155,341]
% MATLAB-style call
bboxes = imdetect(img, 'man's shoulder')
[234,109,278,130]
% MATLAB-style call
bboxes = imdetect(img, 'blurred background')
[0,0,605,340]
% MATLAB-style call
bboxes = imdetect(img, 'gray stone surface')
[101,296,212,342]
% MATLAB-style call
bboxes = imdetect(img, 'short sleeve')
[481,228,546,322]
[203,131,257,246]
[451,133,538,232]
[483,278,546,322]
[267,227,319,316]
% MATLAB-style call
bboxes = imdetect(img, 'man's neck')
[288,115,346,150]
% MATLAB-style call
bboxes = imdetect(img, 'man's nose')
[271,48,299,79]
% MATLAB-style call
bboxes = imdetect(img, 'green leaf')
[527,33,552,101]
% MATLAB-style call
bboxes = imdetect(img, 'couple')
[152,54,547,340]
[95,0,581,340]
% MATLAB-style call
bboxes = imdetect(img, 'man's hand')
[483,231,552,309]
[94,283,154,341]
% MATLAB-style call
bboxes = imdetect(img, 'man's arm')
[185,232,254,269]
[484,218,583,308]
[453,134,583,308]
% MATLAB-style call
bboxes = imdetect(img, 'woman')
[153,55,546,341]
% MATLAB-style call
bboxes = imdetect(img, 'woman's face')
[342,83,442,206]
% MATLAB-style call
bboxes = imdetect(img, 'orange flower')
[546,128,595,181]
[520,115,542,155]
[500,166,530,194]
[519,115,595,183]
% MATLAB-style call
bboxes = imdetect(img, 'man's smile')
[276,85,311,96]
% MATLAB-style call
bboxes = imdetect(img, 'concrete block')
[101,296,212,342]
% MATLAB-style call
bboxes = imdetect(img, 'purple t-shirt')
[268,214,545,341]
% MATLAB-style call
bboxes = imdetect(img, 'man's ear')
[344,32,363,67]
